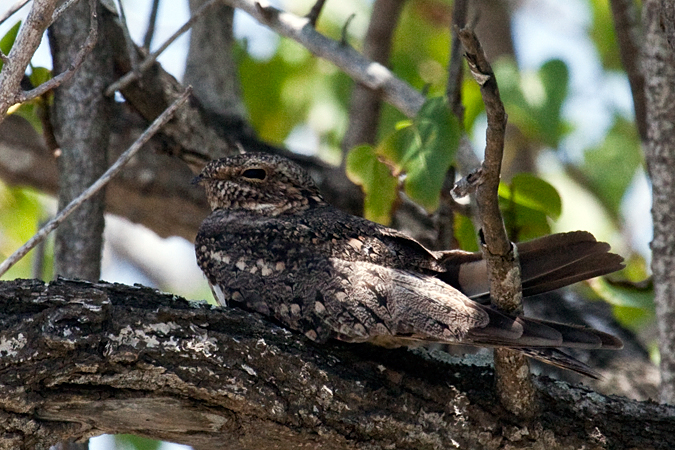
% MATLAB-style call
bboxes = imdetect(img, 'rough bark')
[48,0,114,280]
[642,0,675,404]
[0,278,673,450]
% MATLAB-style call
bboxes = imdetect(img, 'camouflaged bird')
[194,152,624,377]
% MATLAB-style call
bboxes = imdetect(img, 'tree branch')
[0,0,58,123]
[458,27,537,417]
[0,278,673,450]
[609,0,647,141]
[223,0,425,117]
[642,0,675,404]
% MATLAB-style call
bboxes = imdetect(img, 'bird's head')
[194,153,325,215]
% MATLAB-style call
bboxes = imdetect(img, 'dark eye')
[241,168,267,181]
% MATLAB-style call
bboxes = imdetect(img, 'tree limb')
[0,0,58,123]
[0,278,673,450]
[223,0,425,118]
[642,0,675,404]
[458,27,536,417]
[609,0,647,141]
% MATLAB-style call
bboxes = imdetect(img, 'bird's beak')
[191,174,204,185]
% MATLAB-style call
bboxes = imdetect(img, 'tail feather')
[437,231,624,298]
[520,348,602,379]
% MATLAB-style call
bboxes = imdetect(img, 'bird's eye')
[241,168,267,181]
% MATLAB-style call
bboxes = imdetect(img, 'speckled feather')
[195,153,624,377]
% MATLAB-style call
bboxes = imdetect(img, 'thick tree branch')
[49,0,109,280]
[0,278,673,450]
[643,0,675,404]
[458,27,536,417]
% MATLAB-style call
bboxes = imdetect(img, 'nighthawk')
[194,152,624,377]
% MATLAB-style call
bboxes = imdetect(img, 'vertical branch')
[446,0,468,121]
[184,0,247,120]
[457,27,537,417]
[341,0,406,158]
[609,0,647,140]
[49,0,112,281]
[143,0,162,49]
[642,0,675,404]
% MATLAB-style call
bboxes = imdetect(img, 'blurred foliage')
[346,97,459,224]
[499,173,562,242]
[0,184,52,281]
[114,434,162,450]
[495,58,571,148]
[0,21,21,71]
[578,116,642,223]
[589,0,623,70]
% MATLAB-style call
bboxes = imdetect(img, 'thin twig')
[0,0,31,26]
[457,26,537,418]
[114,0,142,75]
[446,0,467,121]
[106,0,221,96]
[305,0,327,27]
[143,0,162,49]
[0,87,192,278]
[15,0,98,104]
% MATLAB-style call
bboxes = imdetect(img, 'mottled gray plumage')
[195,153,624,377]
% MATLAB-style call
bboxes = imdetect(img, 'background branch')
[610,0,647,141]
[0,278,673,450]
[341,0,406,156]
[0,90,191,278]
[223,0,425,117]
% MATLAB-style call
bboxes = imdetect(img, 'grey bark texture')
[184,0,247,120]
[0,278,673,450]
[48,0,114,280]
[642,0,675,404]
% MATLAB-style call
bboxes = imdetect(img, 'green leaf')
[494,58,571,147]
[499,173,561,241]
[454,213,479,252]
[376,97,460,212]
[580,116,641,219]
[114,434,162,450]
[345,144,398,225]
[0,21,21,71]
[29,66,52,87]
[591,277,655,331]
[499,173,562,220]
[537,59,569,146]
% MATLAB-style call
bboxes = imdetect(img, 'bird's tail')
[437,231,625,299]
[463,306,624,378]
